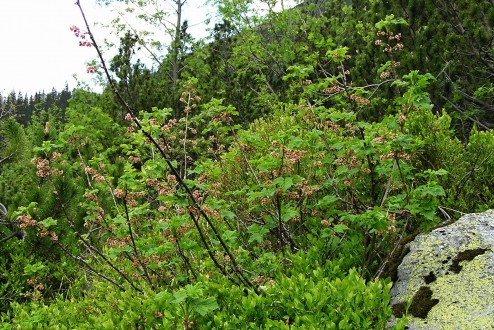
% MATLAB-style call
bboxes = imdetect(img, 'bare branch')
[440,95,492,130]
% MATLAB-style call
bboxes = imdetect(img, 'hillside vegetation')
[1,0,493,328]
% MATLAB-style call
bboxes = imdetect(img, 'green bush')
[3,265,407,329]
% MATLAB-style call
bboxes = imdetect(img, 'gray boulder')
[390,209,494,329]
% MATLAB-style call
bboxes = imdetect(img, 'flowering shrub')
[2,1,494,327]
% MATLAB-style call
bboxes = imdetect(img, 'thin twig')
[123,191,155,290]
[380,160,398,207]
[51,172,143,292]
[0,232,19,243]
[440,95,491,130]
[76,0,257,293]
[56,241,126,292]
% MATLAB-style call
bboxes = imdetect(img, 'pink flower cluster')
[70,25,81,37]
[70,25,92,47]
[86,65,98,73]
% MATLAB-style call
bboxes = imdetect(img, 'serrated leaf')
[171,290,188,304]
[275,176,293,192]
[318,195,338,207]
[333,224,349,233]
[429,169,448,176]
[248,224,270,243]
[154,291,171,304]
[281,206,298,222]
[221,210,236,220]
[40,217,57,228]
[190,297,219,316]
[112,216,126,225]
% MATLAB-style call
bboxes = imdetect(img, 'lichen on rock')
[389,209,494,329]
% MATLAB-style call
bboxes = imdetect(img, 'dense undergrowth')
[1,0,493,328]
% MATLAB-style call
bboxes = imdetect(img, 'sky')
[0,0,216,96]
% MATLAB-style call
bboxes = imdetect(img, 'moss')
[423,271,436,284]
[379,233,417,281]
[448,248,488,274]
[392,302,407,318]
[386,245,411,282]
[408,286,439,319]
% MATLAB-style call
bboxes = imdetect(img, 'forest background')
[1,0,493,328]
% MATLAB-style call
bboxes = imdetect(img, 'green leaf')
[333,224,349,233]
[171,290,188,304]
[425,169,448,176]
[317,195,338,207]
[190,297,219,316]
[321,228,333,239]
[156,221,170,231]
[23,262,46,276]
[221,230,238,248]
[338,318,349,329]
[40,217,57,228]
[304,292,314,307]
[221,210,236,220]
[418,182,446,197]
[423,185,445,197]
[273,176,293,192]
[181,237,199,251]
[248,224,270,243]
[112,216,127,225]
[281,206,298,222]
